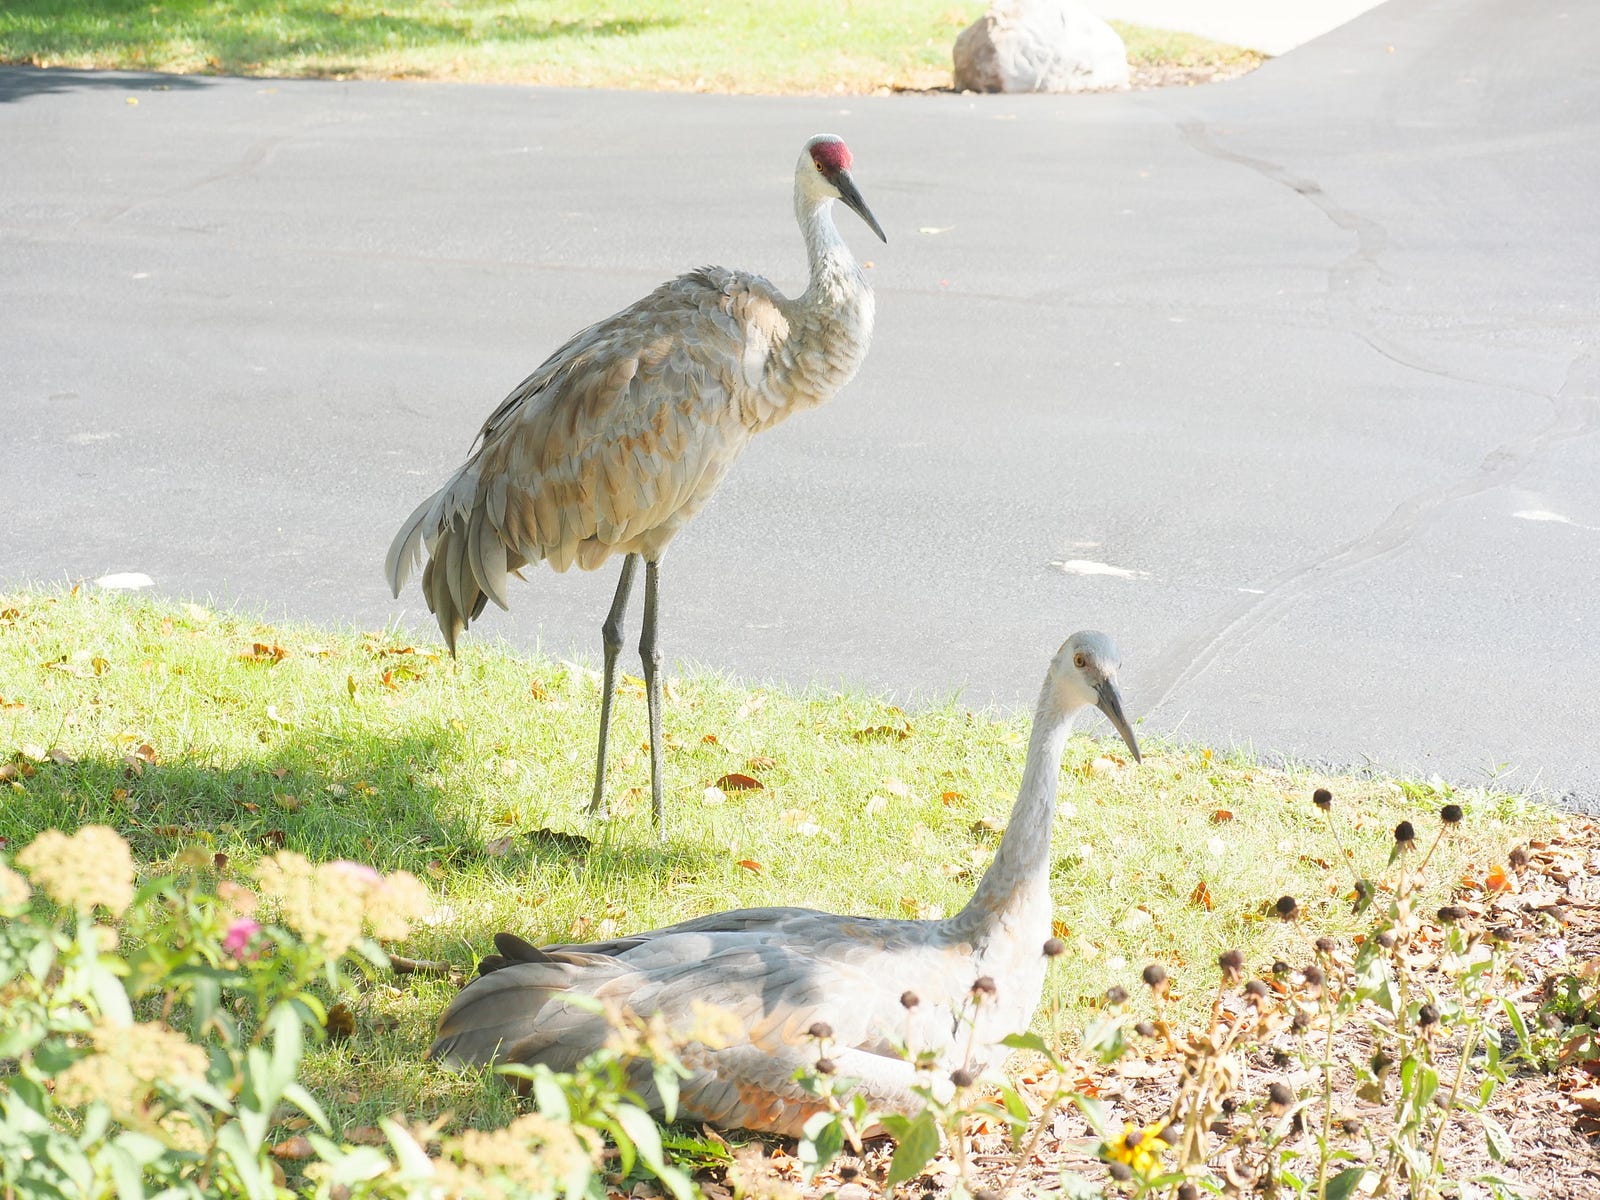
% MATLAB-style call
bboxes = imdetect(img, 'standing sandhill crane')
[386,135,886,836]
[430,631,1141,1134]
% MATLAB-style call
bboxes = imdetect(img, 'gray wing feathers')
[430,908,974,1133]
[386,270,788,649]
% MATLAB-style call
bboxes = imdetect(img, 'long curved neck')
[948,685,1077,943]
[795,190,864,307]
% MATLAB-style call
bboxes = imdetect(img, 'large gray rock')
[953,0,1131,93]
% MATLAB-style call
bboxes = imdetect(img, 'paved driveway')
[3,0,1596,806]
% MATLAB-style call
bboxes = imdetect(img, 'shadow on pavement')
[0,65,214,103]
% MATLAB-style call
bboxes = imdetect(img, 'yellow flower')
[0,862,30,909]
[255,853,432,955]
[445,1112,594,1193]
[54,1019,208,1125]
[364,869,431,940]
[16,826,135,916]
[1103,1119,1167,1176]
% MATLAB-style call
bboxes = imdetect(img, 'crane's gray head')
[798,134,887,243]
[1050,631,1141,763]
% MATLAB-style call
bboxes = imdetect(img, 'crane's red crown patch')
[810,139,852,174]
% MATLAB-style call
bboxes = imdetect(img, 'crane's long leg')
[639,558,665,837]
[588,553,639,818]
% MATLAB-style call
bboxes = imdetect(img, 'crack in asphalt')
[1143,120,1600,736]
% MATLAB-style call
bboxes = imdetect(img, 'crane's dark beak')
[1094,678,1141,764]
[833,169,887,243]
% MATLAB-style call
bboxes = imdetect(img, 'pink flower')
[223,917,262,959]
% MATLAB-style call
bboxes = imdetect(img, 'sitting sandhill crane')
[386,135,886,836]
[430,631,1141,1134]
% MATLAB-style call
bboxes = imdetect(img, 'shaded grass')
[0,588,1547,1138]
[0,0,1260,93]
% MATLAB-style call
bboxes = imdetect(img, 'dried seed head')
[900,990,920,1009]
[1105,986,1129,1006]
[949,1066,976,1088]
[1134,1020,1157,1038]
[1271,1048,1291,1067]
[1490,926,1515,943]
[1291,1011,1311,1033]
[1440,802,1464,825]
[974,1191,1000,1200]
[1244,979,1269,1001]
[1508,846,1529,868]
[1178,1185,1200,1200]
[815,1056,837,1075]
[971,975,997,997]
[1340,1116,1362,1136]
[1314,935,1335,954]
[1394,820,1416,846]
[1375,930,1396,949]
[1107,1162,1133,1182]
[808,1021,833,1041]
[839,1166,859,1181]
[1142,963,1167,988]
[1417,1003,1439,1027]
[1272,959,1290,977]
[1042,937,1066,958]
[1275,895,1299,920]
[1312,787,1333,810]
[1436,905,1465,925]
[1303,965,1326,989]
[1221,1097,1238,1114]
[1158,1123,1181,1146]
[1218,949,1245,980]
[1268,1081,1294,1111]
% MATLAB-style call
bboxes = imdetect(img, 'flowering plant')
[0,826,435,1198]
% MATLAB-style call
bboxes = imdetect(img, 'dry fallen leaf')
[1485,863,1515,894]
[1210,809,1234,824]
[747,754,776,770]
[737,859,764,874]
[241,642,288,665]
[271,1137,314,1160]
[715,772,763,792]
[1190,880,1215,911]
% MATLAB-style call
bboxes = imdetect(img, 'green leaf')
[99,1140,147,1200]
[381,1115,435,1178]
[1071,1093,1110,1140]
[1501,997,1531,1057]
[1058,1172,1104,1200]
[1480,1111,1513,1163]
[1326,1166,1367,1200]
[885,1111,940,1188]
[282,1081,329,1133]
[801,1112,845,1173]
[653,1060,681,1125]
[616,1103,665,1173]
[216,1121,275,1200]
[531,1068,573,1123]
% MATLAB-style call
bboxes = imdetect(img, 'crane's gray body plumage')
[385,146,877,653]
[385,136,883,833]
[430,633,1139,1135]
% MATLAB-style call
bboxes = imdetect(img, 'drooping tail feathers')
[428,935,628,1073]
[385,469,520,655]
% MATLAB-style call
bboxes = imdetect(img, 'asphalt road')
[3,0,1596,807]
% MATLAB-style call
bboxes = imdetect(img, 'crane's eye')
[815,161,825,172]
[1073,653,1087,670]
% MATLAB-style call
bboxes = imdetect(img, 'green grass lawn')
[0,588,1542,1140]
[0,0,1260,92]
